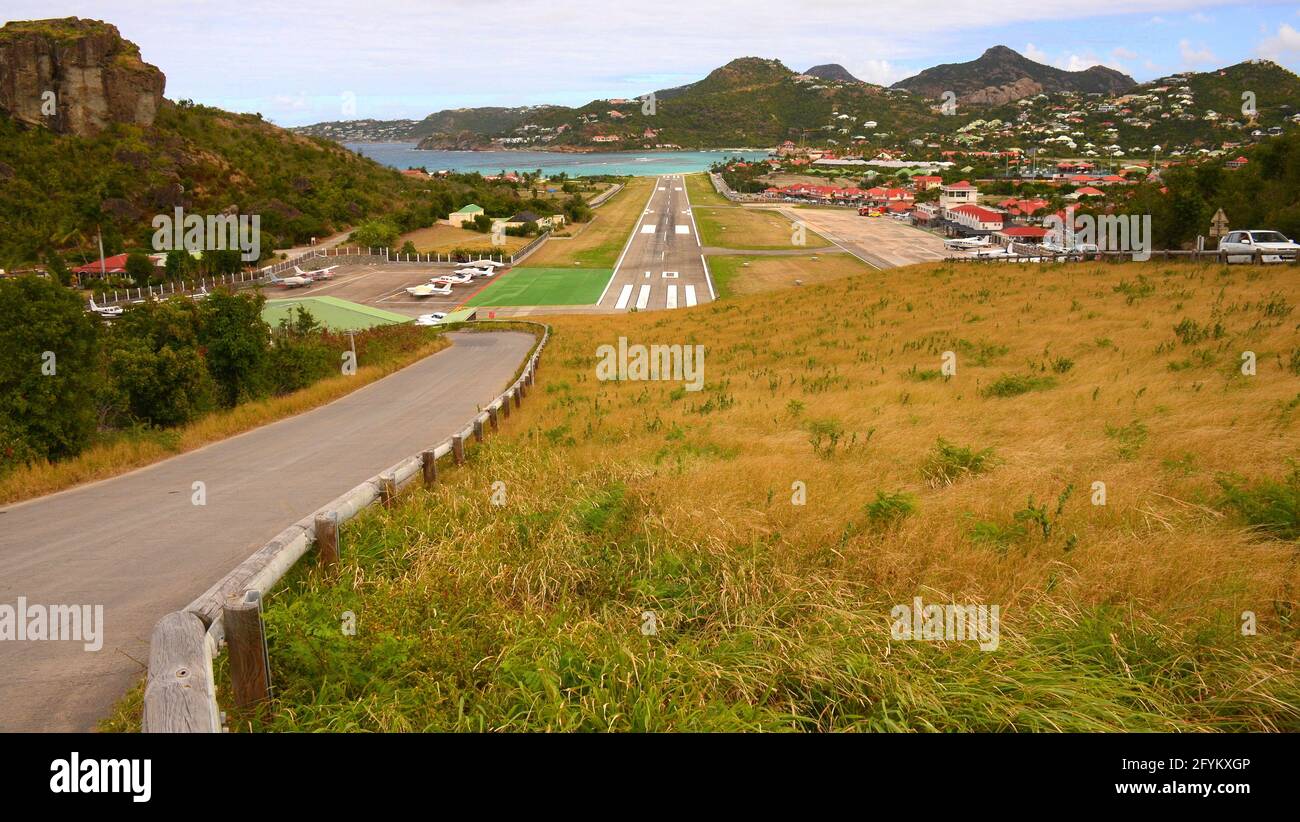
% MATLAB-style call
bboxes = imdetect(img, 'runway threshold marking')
[641,224,656,234]
[614,284,634,309]
[684,285,698,307]
[675,225,690,235]
[635,284,651,310]
[666,285,678,309]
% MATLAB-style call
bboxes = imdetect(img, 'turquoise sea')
[347,143,770,177]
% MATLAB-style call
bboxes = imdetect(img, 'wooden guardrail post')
[224,590,271,708]
[314,513,339,568]
[142,611,220,733]
[453,434,465,465]
[513,388,522,409]
[421,449,438,487]
[488,407,499,432]
[502,391,512,418]
[474,419,485,443]
[379,473,397,506]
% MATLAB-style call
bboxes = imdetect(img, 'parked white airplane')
[944,235,991,250]
[406,283,452,297]
[270,273,313,288]
[454,267,494,278]
[439,273,473,284]
[294,264,338,280]
[465,259,504,268]
[87,298,123,317]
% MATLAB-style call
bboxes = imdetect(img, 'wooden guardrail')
[141,322,549,732]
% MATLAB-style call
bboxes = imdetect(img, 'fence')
[947,247,1300,264]
[141,322,549,732]
[587,182,624,208]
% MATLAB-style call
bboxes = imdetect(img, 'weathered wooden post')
[314,513,339,568]
[513,388,522,408]
[453,434,465,465]
[421,449,438,487]
[502,391,512,418]
[489,407,499,432]
[474,418,485,443]
[142,611,220,732]
[224,590,271,708]
[379,473,397,506]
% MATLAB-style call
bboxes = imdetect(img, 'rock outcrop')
[0,17,165,136]
[892,45,1134,106]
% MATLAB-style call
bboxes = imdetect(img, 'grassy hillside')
[0,101,420,267]
[212,259,1298,732]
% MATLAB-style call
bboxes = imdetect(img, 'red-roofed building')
[1225,156,1249,170]
[71,254,130,275]
[947,204,1005,232]
[997,226,1050,245]
[913,175,943,191]
[1070,186,1105,199]
[939,180,978,209]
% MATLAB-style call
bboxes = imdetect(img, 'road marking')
[666,285,678,309]
[657,187,666,191]
[641,224,656,234]
[635,284,651,310]
[684,285,697,307]
[644,271,651,278]
[597,176,662,306]
[662,271,678,278]
[614,283,634,309]
[675,187,683,191]
[675,225,690,235]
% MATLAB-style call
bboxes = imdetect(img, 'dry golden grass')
[0,335,451,506]
[532,261,1300,623]
[694,205,830,250]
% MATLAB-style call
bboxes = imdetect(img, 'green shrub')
[982,373,1057,398]
[922,438,996,487]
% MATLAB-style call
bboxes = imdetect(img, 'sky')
[4,1,1300,126]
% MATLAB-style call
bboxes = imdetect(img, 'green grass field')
[263,296,410,330]
[464,267,612,307]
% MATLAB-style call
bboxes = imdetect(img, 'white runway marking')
[614,284,634,309]
[662,271,678,278]
[657,187,666,191]
[684,285,698,307]
[675,225,690,235]
[666,285,678,309]
[641,224,656,234]
[635,284,651,310]
[644,271,651,278]
[674,187,683,191]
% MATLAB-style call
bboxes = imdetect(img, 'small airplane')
[944,235,992,250]
[414,312,448,326]
[465,259,505,269]
[454,266,494,278]
[406,283,452,297]
[438,273,473,284]
[270,273,313,288]
[294,264,338,280]
[87,298,123,317]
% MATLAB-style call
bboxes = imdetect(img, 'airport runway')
[778,207,950,269]
[596,175,713,311]
[0,331,534,731]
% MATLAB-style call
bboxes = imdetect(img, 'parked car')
[1218,230,1300,263]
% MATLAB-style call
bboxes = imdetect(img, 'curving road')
[0,330,535,732]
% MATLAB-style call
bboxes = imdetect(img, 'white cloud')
[1258,24,1300,62]
[1025,42,1050,64]
[1179,39,1218,68]
[1189,12,1213,24]
[847,59,908,86]
[1113,47,1138,60]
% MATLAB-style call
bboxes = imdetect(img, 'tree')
[125,251,154,287]
[165,249,191,281]
[104,299,215,427]
[0,276,101,467]
[199,291,270,407]
[399,240,418,256]
[351,219,399,249]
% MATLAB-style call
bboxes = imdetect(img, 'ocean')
[346,143,771,177]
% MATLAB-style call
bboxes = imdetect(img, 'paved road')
[778,208,950,269]
[597,175,713,312]
[0,331,534,732]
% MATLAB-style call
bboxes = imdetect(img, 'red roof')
[1073,186,1105,196]
[945,180,975,190]
[951,204,1004,223]
[71,253,130,274]
[1000,226,1050,238]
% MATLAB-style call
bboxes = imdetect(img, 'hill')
[892,45,1136,105]
[805,63,862,83]
[210,258,1300,732]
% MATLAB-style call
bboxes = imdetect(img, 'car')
[414,312,447,326]
[1218,230,1300,263]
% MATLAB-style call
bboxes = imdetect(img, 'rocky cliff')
[0,17,165,136]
